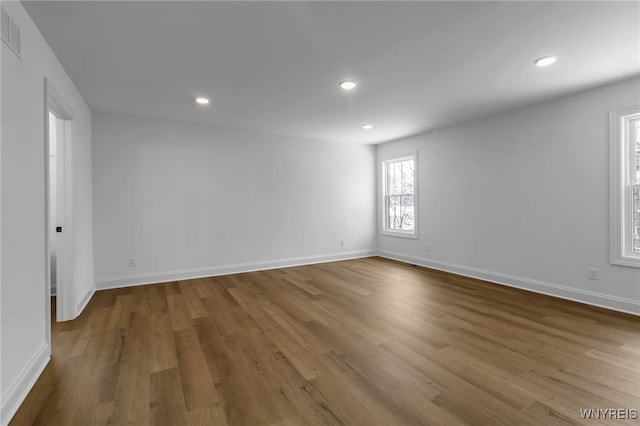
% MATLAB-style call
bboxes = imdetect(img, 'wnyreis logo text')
[579,408,638,420]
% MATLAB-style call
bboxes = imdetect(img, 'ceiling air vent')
[1,7,21,59]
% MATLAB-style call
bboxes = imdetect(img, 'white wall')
[92,113,376,287]
[377,76,640,314]
[0,1,94,424]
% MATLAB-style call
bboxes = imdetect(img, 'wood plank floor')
[10,257,640,425]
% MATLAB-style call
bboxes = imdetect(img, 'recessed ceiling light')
[534,56,557,67]
[195,97,210,105]
[338,80,358,90]
[362,123,373,130]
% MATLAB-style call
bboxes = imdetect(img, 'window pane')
[388,162,401,195]
[631,119,640,254]
[387,159,414,196]
[634,185,640,254]
[635,120,640,185]
[401,160,414,195]
[387,194,414,231]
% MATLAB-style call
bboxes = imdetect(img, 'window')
[610,105,640,267]
[382,154,417,238]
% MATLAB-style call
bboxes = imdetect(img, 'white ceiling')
[22,1,640,144]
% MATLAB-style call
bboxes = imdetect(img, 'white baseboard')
[378,250,640,316]
[0,343,50,426]
[95,250,377,290]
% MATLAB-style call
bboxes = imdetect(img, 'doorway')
[46,79,75,327]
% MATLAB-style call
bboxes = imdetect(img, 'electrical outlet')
[129,257,137,267]
[340,239,345,247]
[424,244,430,252]
[588,267,599,280]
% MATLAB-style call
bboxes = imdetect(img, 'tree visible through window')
[383,155,416,236]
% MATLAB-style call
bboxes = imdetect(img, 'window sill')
[381,230,418,239]
[611,256,640,269]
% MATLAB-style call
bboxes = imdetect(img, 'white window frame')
[381,153,418,239]
[610,105,640,268]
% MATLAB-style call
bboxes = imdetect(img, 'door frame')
[44,78,75,333]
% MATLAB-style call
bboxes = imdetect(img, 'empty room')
[1,1,639,425]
